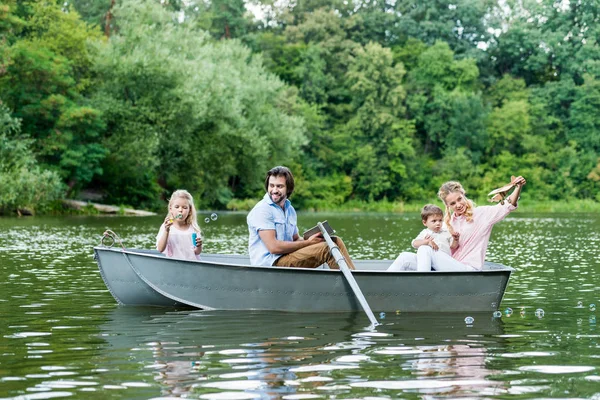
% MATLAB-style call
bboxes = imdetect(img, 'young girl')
[156,189,203,260]
[421,176,525,271]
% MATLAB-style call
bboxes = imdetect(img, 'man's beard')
[269,192,286,205]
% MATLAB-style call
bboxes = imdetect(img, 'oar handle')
[317,222,379,327]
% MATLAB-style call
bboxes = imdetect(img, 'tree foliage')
[1,0,599,213]
[0,103,64,214]
[90,0,306,208]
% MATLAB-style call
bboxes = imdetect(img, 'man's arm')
[259,230,324,255]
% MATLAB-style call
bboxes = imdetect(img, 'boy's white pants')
[388,246,475,272]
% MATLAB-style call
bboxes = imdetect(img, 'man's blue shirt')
[247,193,298,266]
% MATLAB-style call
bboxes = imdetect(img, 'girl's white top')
[156,224,200,261]
[411,228,453,255]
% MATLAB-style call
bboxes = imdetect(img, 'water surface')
[1,212,599,399]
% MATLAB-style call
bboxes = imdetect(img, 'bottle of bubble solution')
[192,232,198,247]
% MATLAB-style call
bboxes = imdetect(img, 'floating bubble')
[520,308,526,317]
[464,316,474,325]
[535,308,545,318]
[590,304,596,312]
[590,316,596,325]
[379,312,386,319]
[493,311,502,318]
[577,301,583,308]
[210,213,218,221]
[491,302,497,309]
[204,217,210,224]
[395,310,401,315]
[505,307,513,317]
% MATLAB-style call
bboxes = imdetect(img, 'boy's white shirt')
[411,228,453,255]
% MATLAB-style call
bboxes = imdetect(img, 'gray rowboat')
[94,247,513,312]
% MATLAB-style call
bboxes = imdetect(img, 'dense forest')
[1,0,599,214]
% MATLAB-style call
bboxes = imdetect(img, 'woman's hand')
[513,176,526,187]
[508,175,526,206]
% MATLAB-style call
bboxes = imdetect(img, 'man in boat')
[247,166,356,269]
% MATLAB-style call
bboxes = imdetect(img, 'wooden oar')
[317,222,379,327]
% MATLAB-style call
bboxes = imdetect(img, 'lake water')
[1,212,599,399]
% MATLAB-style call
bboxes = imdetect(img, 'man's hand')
[306,232,325,245]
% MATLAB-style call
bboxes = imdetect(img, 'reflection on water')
[96,309,508,398]
[1,213,599,399]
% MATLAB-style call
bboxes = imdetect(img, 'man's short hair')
[421,204,443,222]
[265,166,295,197]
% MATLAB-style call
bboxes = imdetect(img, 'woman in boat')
[415,177,526,271]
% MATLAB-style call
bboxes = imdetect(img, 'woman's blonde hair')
[437,181,474,233]
[167,189,201,234]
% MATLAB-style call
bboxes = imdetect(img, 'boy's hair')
[167,189,201,234]
[264,166,295,197]
[421,204,443,222]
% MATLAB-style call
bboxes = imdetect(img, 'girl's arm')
[507,176,526,206]
[156,218,173,252]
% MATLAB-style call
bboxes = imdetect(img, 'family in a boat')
[157,165,526,271]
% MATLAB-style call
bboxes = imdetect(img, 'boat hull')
[94,247,513,312]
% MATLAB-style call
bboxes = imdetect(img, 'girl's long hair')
[167,189,201,235]
[437,181,474,233]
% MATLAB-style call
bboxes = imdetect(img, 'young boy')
[388,204,459,272]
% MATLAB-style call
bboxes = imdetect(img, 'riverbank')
[228,198,600,213]
[3,198,599,217]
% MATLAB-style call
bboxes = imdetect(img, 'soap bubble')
[493,311,502,318]
[520,308,526,317]
[590,304,596,312]
[379,312,386,319]
[535,308,545,318]
[505,308,513,317]
[590,316,596,325]
[464,316,474,325]
[577,301,583,308]
[204,217,210,223]
[210,213,218,221]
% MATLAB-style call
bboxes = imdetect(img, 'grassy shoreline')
[4,198,599,217]
[228,198,600,213]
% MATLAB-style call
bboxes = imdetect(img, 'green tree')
[568,75,600,153]
[407,41,486,160]
[340,42,416,200]
[92,0,307,207]
[0,0,106,194]
[0,103,64,214]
